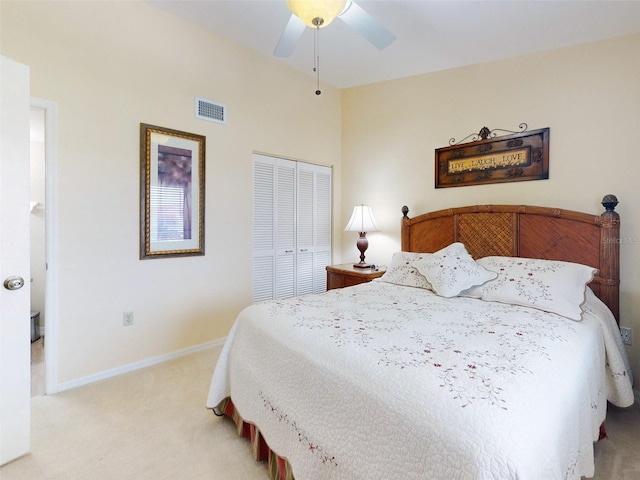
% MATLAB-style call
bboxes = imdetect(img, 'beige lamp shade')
[344,205,379,233]
[286,0,348,28]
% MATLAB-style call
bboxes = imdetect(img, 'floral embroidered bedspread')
[207,281,634,480]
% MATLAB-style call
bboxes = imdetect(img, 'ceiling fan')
[273,0,396,58]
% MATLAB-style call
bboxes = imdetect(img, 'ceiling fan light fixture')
[286,0,348,29]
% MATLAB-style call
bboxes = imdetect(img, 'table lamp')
[344,204,379,268]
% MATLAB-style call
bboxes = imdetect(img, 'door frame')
[31,97,59,395]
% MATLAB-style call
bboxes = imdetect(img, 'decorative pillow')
[413,242,497,298]
[379,251,433,290]
[468,256,598,320]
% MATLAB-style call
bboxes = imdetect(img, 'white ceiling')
[147,0,640,89]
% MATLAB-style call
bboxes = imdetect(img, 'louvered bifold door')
[297,162,332,295]
[252,155,276,302]
[313,165,332,293]
[275,159,297,299]
[296,166,315,296]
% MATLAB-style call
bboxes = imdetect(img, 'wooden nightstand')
[326,264,386,290]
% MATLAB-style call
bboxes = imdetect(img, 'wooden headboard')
[401,195,621,322]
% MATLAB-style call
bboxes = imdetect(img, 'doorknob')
[4,276,25,291]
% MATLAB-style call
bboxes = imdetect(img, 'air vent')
[195,97,226,124]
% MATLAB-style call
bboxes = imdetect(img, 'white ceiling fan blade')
[273,14,306,57]
[339,1,396,50]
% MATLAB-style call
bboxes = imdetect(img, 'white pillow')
[379,251,433,290]
[413,242,497,298]
[468,256,598,320]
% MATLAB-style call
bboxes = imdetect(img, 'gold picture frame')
[140,123,205,259]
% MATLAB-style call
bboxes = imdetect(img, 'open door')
[0,55,32,465]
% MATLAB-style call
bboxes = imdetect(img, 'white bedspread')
[207,281,634,480]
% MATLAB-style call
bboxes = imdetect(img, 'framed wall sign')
[140,123,206,259]
[435,126,549,188]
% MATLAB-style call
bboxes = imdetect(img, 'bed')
[207,195,634,480]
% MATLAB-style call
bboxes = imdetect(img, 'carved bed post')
[401,206,410,250]
[599,194,620,323]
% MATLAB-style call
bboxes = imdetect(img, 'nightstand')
[326,264,386,290]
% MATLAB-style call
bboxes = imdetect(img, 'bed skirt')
[215,397,295,480]
[214,396,608,479]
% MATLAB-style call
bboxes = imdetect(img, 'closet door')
[252,156,276,302]
[252,154,297,302]
[296,165,314,296]
[297,162,332,296]
[313,165,332,294]
[275,159,296,299]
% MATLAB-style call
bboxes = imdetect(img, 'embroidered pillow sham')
[379,251,433,290]
[467,256,598,321]
[413,242,497,298]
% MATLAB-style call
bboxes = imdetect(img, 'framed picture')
[435,127,549,188]
[140,123,205,259]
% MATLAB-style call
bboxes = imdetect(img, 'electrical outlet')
[123,311,134,327]
[620,327,632,346]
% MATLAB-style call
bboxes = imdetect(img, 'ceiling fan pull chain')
[314,22,321,95]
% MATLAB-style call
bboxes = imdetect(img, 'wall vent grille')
[195,97,226,124]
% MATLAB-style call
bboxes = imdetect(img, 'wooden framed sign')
[435,126,549,188]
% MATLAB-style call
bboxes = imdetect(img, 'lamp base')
[353,262,371,269]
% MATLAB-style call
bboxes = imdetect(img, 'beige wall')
[341,34,640,385]
[1,1,342,384]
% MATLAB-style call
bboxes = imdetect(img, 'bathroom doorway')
[29,97,58,397]
[30,106,46,396]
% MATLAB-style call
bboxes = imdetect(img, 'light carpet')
[2,345,639,479]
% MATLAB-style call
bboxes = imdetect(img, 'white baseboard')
[55,337,226,393]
